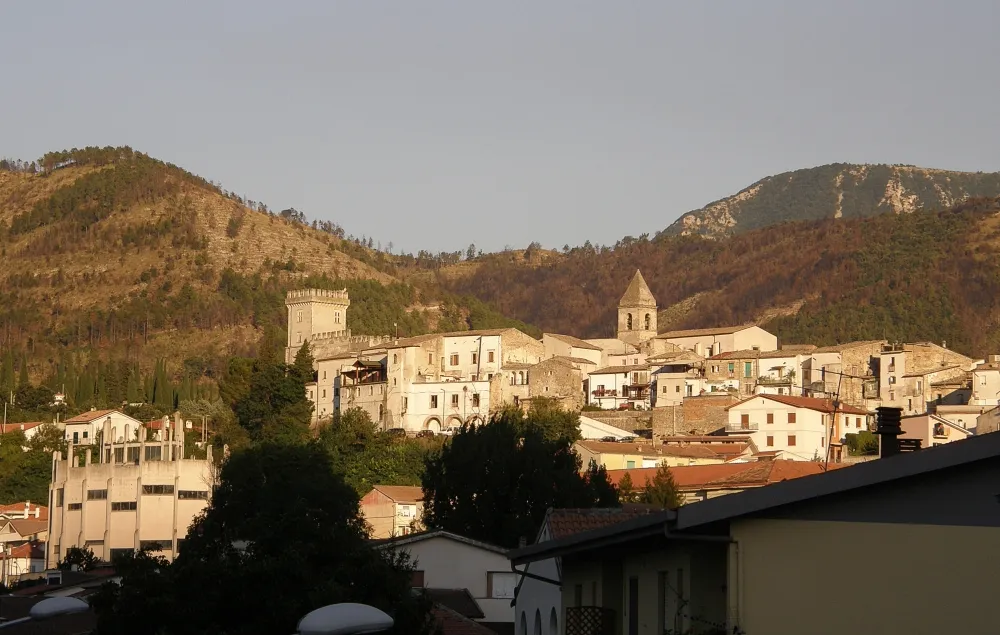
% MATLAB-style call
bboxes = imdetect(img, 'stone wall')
[583,410,652,433]
[652,393,740,437]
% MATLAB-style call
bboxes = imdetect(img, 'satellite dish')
[297,603,394,635]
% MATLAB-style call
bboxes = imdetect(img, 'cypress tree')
[18,353,29,388]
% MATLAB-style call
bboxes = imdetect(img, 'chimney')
[874,407,904,458]
[942,340,947,350]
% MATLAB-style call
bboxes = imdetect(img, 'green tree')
[232,355,312,445]
[90,443,434,635]
[291,339,315,385]
[618,471,636,503]
[59,546,100,571]
[642,463,682,509]
[422,409,619,548]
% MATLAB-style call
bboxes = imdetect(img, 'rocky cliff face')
[662,163,1000,239]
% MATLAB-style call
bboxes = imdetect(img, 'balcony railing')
[592,389,618,397]
[565,607,616,635]
[727,422,759,432]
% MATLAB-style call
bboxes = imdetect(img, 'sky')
[3,1,999,253]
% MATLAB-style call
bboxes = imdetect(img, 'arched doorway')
[425,418,442,434]
[549,608,558,635]
[533,609,542,635]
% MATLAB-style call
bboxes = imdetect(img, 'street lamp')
[297,603,394,635]
[0,596,90,629]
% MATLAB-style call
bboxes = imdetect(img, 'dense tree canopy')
[90,443,434,635]
[422,408,619,548]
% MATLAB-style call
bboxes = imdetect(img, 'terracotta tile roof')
[0,502,48,520]
[661,435,751,444]
[64,409,119,423]
[425,589,485,619]
[575,440,737,460]
[4,519,48,538]
[810,340,886,354]
[545,333,603,351]
[590,364,649,375]
[371,485,424,503]
[659,325,755,339]
[607,460,850,491]
[389,328,532,349]
[545,506,658,540]
[707,349,797,360]
[551,355,598,366]
[431,604,496,635]
[726,394,869,416]
[0,422,45,434]
[0,540,45,560]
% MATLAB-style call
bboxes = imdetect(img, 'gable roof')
[369,485,424,503]
[708,349,799,361]
[544,506,660,541]
[64,409,121,423]
[575,440,743,460]
[2,518,48,538]
[0,422,45,434]
[425,589,485,619]
[544,333,602,351]
[373,529,507,555]
[606,460,847,492]
[590,364,650,375]
[551,355,598,366]
[431,603,496,635]
[658,325,762,339]
[726,394,869,416]
[619,270,657,308]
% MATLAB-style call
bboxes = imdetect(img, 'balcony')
[727,421,759,432]
[565,607,616,635]
[757,376,792,386]
[592,389,618,398]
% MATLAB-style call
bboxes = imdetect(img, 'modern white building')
[47,415,214,567]
[724,394,870,462]
[588,364,651,410]
[656,325,778,357]
[62,409,144,446]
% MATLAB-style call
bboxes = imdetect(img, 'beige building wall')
[729,518,1000,635]
[47,440,213,567]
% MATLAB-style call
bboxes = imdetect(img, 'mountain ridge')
[661,162,1000,239]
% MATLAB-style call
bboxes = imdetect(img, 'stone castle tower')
[616,270,658,347]
[284,289,393,364]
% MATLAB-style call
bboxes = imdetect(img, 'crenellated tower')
[285,288,351,363]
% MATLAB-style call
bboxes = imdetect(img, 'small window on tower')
[296,310,303,323]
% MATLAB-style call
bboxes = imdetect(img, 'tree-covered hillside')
[441,198,1000,357]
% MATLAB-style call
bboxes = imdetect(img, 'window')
[83,431,88,439]
[111,501,138,511]
[393,354,398,365]
[744,362,752,378]
[87,489,108,500]
[179,490,209,500]
[322,389,326,399]
[728,363,735,374]
[626,313,633,329]
[369,386,374,396]
[488,351,495,363]
[821,436,825,447]
[472,353,478,364]
[626,460,636,469]
[56,488,64,507]
[766,435,774,447]
[675,385,680,393]
[145,446,162,461]
[917,380,922,391]
[296,310,303,323]
[787,412,796,424]
[403,397,408,411]
[890,391,895,401]
[110,548,133,561]
[143,484,174,495]
[428,353,433,365]
[766,413,774,424]
[907,398,912,411]
[176,539,187,554]
[450,354,459,366]
[430,395,438,409]
[473,393,481,407]
[296,332,302,344]
[451,394,459,407]
[662,386,668,394]
[488,572,517,599]
[788,435,797,446]
[740,414,749,429]
[72,431,79,443]
[68,503,82,511]
[411,570,425,588]
[644,314,651,330]
[140,540,171,552]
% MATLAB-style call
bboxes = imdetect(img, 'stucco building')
[360,485,425,539]
[62,409,143,446]
[655,325,778,357]
[47,415,214,567]
[510,429,1000,635]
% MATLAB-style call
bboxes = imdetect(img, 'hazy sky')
[3,1,999,252]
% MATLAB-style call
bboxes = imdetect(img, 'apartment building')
[360,485,425,539]
[63,409,143,446]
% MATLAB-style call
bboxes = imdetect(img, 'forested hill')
[439,197,1000,358]
[662,163,1000,239]
[0,147,536,392]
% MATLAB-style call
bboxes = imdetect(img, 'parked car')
[386,428,407,438]
[415,430,436,439]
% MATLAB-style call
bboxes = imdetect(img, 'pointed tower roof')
[619,270,656,308]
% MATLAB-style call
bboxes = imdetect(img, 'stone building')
[284,289,392,364]
[879,342,979,415]
[803,340,884,409]
[524,357,588,412]
[616,270,658,348]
